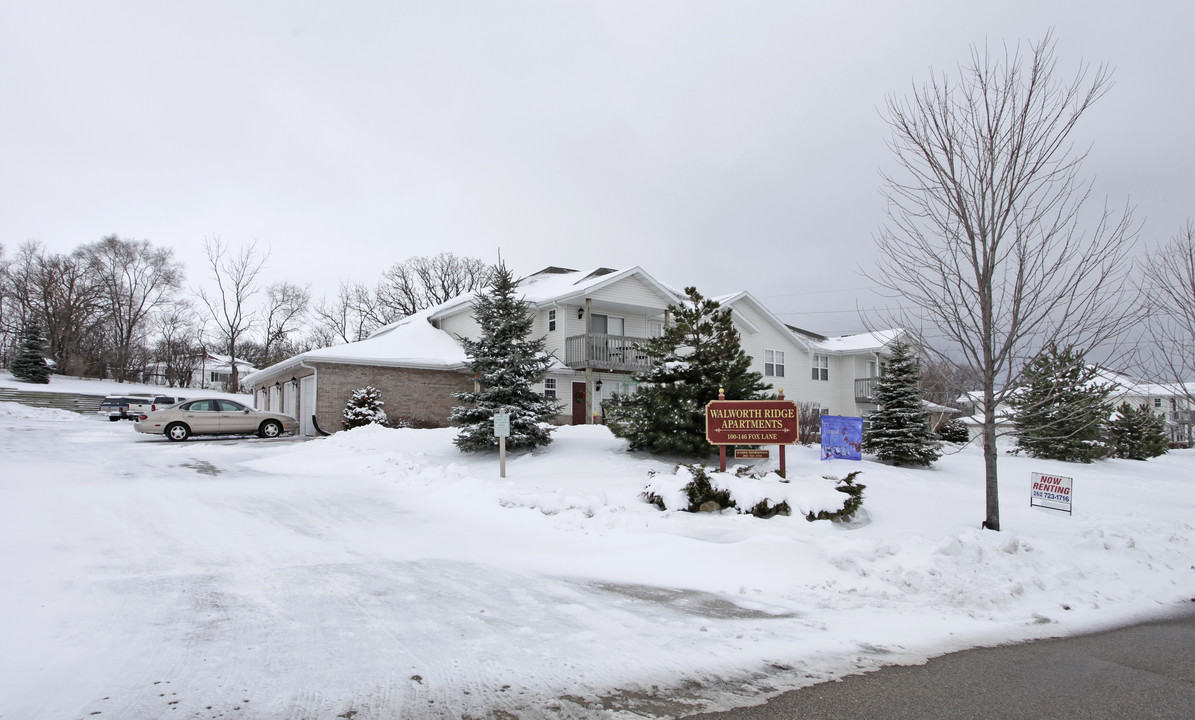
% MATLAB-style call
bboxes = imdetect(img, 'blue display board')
[820,415,863,461]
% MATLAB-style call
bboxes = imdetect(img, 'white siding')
[438,309,481,341]
[586,275,672,312]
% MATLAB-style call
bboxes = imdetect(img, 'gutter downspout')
[299,359,328,436]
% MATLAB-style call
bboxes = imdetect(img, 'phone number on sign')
[1033,490,1070,503]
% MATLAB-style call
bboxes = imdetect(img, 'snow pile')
[1,398,1193,720]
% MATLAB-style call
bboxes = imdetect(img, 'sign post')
[493,412,511,478]
[705,389,799,478]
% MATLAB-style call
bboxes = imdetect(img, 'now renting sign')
[1030,472,1073,514]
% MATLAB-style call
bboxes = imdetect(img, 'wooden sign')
[705,399,799,445]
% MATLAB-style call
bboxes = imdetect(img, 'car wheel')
[259,420,283,439]
[165,422,191,442]
[108,416,120,422]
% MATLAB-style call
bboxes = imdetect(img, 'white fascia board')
[722,291,815,351]
[547,266,681,308]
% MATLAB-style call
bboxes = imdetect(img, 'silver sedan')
[134,398,298,441]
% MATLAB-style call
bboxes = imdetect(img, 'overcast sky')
[2,1,1191,335]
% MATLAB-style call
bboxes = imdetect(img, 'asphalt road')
[683,606,1195,720]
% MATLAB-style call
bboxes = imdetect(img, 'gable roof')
[717,291,903,356]
[426,265,684,323]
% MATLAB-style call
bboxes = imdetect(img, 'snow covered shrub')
[805,471,865,522]
[343,386,389,430]
[642,465,864,521]
[936,419,970,443]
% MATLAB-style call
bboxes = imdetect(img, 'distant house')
[144,352,258,390]
[248,266,906,437]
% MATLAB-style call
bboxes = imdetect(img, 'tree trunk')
[982,390,1001,531]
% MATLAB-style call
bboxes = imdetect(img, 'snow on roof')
[252,308,468,382]
[812,328,904,353]
[310,308,466,368]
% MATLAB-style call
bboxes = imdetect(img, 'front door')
[572,382,586,425]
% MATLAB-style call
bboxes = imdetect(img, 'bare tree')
[308,254,494,348]
[870,33,1137,531]
[1140,220,1195,403]
[5,242,107,377]
[198,238,267,391]
[83,235,183,382]
[0,243,13,365]
[377,253,495,316]
[152,300,201,388]
[261,281,311,367]
[918,356,982,411]
[311,281,378,345]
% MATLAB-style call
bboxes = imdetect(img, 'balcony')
[855,377,877,403]
[565,333,656,373]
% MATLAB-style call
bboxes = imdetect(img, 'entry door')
[572,382,586,425]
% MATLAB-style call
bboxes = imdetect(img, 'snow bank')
[1,409,1193,720]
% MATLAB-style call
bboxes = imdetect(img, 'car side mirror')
[243,408,251,414]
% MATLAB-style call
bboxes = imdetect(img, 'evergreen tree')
[342,386,389,430]
[862,338,940,466]
[450,262,558,452]
[1108,402,1168,460]
[604,287,768,456]
[1008,345,1113,463]
[11,320,52,383]
[936,418,970,444]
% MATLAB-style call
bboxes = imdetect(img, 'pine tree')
[11,320,52,384]
[862,338,940,466]
[450,262,558,452]
[342,386,389,430]
[604,287,769,457]
[1108,402,1168,460]
[1008,345,1112,463]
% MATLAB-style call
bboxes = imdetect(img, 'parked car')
[99,395,186,421]
[98,395,153,421]
[134,398,297,441]
[126,395,185,416]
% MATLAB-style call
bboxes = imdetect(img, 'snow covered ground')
[0,378,1192,719]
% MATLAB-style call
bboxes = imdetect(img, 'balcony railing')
[855,377,877,403]
[565,333,656,373]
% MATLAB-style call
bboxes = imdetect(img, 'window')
[543,378,557,398]
[812,354,829,381]
[1155,398,1163,408]
[591,314,624,335]
[764,349,785,377]
[548,309,556,332]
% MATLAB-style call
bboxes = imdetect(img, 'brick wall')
[311,363,474,431]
